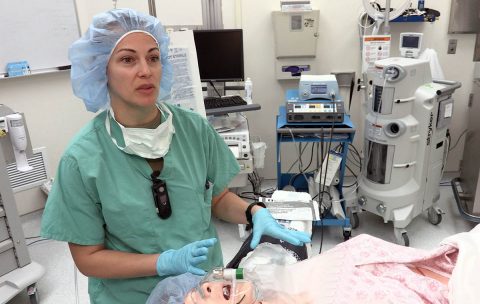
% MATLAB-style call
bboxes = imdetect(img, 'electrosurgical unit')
[299,75,339,100]
[286,75,345,123]
[356,57,461,246]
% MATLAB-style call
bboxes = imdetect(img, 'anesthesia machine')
[357,57,461,246]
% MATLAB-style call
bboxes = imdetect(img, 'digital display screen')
[311,85,327,94]
[402,36,420,48]
[193,30,244,81]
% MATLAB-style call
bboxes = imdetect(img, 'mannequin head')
[185,280,262,304]
[185,268,261,304]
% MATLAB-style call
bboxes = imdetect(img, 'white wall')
[0,0,476,214]
[0,71,94,214]
[225,0,476,179]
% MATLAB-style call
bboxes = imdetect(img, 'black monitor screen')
[402,36,420,48]
[193,29,244,82]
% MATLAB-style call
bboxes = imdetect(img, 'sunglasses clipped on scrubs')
[189,268,260,304]
[151,170,172,219]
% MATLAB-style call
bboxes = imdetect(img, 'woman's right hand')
[156,238,217,276]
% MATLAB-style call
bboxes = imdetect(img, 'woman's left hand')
[250,208,311,249]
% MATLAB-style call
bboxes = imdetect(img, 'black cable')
[208,81,222,97]
[320,121,335,208]
[246,169,276,199]
[298,143,304,173]
[248,172,258,193]
[27,238,50,246]
[347,154,361,169]
[296,142,315,177]
[289,143,316,186]
[348,78,355,112]
[446,129,451,144]
[25,236,42,239]
[317,128,325,209]
[319,222,324,254]
[248,170,264,195]
[345,164,358,179]
[343,164,359,187]
[348,143,362,170]
[239,193,257,200]
[312,190,332,201]
[449,129,468,152]
[348,147,361,166]
[304,143,316,172]
[312,190,333,221]
[261,187,276,196]
[285,141,311,174]
[343,182,358,188]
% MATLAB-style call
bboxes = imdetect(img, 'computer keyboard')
[204,95,248,109]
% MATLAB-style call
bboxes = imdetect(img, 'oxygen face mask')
[188,268,260,304]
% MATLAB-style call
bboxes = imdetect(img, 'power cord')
[449,129,467,152]
[285,142,311,174]
[289,143,316,186]
[240,170,276,200]
[26,238,50,246]
[208,81,223,97]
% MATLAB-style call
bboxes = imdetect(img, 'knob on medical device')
[6,113,33,172]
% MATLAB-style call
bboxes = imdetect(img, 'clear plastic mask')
[188,268,260,304]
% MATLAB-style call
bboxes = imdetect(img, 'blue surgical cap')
[69,8,173,113]
[146,273,202,304]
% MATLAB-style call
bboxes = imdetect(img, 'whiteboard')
[0,0,80,75]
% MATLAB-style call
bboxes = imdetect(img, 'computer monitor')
[399,32,423,59]
[193,29,245,82]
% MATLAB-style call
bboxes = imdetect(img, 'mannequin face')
[184,280,262,304]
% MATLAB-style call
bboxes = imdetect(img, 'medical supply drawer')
[0,239,18,277]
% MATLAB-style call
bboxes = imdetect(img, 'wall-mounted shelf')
[392,14,427,22]
[391,8,440,23]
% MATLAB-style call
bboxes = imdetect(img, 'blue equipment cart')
[276,103,356,239]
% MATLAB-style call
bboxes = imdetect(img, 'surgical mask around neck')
[105,104,175,159]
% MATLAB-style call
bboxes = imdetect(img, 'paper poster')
[166,30,206,117]
[362,35,391,74]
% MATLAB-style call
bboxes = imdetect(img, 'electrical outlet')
[448,39,457,54]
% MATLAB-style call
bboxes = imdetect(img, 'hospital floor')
[9,176,477,304]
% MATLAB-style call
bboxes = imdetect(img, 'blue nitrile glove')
[156,238,217,276]
[250,208,311,249]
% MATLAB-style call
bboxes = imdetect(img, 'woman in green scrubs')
[40,8,310,304]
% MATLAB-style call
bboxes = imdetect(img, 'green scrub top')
[41,103,240,304]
